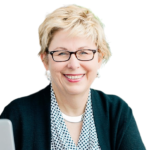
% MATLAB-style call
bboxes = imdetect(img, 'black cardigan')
[0,84,146,150]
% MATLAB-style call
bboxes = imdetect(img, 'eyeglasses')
[46,49,97,62]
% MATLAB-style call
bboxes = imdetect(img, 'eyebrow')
[54,46,89,50]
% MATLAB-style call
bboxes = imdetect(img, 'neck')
[51,83,89,116]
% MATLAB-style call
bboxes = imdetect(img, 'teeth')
[65,75,84,79]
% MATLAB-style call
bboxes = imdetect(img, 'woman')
[0,4,146,150]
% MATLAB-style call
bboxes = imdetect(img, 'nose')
[67,53,80,69]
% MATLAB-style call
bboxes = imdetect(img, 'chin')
[64,85,88,95]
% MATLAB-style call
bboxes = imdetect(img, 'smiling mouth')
[64,74,85,79]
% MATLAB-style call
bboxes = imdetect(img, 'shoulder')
[0,84,50,118]
[91,88,130,111]
[8,84,49,105]
[91,88,132,125]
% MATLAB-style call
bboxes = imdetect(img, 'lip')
[64,74,84,76]
[64,74,85,83]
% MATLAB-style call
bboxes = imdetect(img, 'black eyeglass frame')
[46,48,97,62]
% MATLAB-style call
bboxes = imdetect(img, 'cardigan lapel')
[91,89,111,150]
[33,84,51,150]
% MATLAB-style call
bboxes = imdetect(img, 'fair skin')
[41,30,102,145]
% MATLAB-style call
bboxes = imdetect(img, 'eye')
[79,50,88,55]
[58,52,68,56]
[81,52,87,54]
[54,51,69,56]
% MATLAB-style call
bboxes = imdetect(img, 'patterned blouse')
[51,85,101,149]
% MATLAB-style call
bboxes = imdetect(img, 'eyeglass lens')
[53,50,94,61]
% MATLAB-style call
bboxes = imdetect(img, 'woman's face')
[42,30,102,95]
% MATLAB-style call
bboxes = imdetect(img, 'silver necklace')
[61,112,85,123]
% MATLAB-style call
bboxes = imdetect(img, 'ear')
[40,53,49,70]
[97,53,103,69]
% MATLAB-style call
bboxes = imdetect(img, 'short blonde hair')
[38,4,111,63]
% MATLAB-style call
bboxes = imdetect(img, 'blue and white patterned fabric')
[51,84,101,150]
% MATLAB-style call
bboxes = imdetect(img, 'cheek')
[82,61,98,76]
[49,61,66,77]
[86,57,99,69]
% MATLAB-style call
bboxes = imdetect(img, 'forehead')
[49,30,96,50]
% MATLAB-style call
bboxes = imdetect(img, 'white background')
[0,0,149,149]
